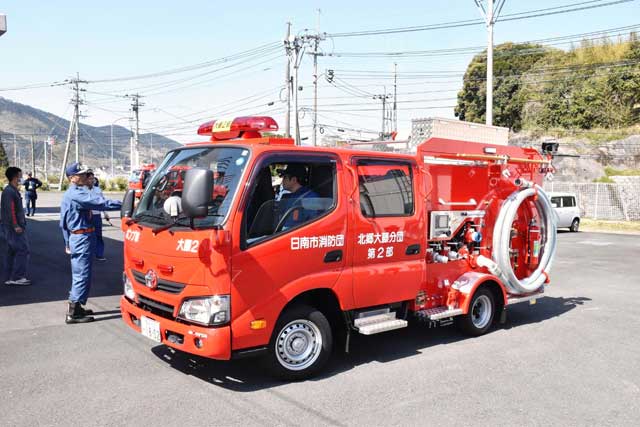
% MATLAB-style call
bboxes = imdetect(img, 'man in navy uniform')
[60,162,122,324]
[23,172,42,216]
[277,164,321,229]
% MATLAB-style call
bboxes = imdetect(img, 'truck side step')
[416,306,464,321]
[354,312,408,335]
[506,292,543,306]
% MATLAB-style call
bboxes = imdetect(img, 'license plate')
[140,316,161,343]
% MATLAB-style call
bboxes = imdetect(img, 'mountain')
[0,96,182,177]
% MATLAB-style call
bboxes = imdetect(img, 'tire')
[266,305,333,380]
[570,218,580,232]
[456,288,495,336]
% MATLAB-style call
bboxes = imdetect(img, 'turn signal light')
[250,319,267,330]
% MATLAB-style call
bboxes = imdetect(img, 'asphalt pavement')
[1,192,639,426]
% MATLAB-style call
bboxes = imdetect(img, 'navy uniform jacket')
[279,186,321,228]
[60,184,121,233]
[24,178,42,196]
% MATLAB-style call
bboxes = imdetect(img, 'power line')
[324,24,640,58]
[327,0,636,38]
[86,42,281,83]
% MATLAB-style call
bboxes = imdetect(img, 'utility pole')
[393,63,398,133]
[58,102,77,190]
[308,9,325,147]
[30,135,35,176]
[43,139,48,180]
[71,73,87,162]
[373,93,392,139]
[126,93,144,171]
[58,74,86,190]
[474,0,506,126]
[13,133,17,165]
[292,37,303,146]
[284,22,292,138]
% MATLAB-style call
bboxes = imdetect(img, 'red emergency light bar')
[197,116,279,140]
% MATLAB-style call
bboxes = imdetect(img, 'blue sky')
[0,0,638,144]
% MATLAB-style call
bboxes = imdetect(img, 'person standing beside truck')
[23,172,42,216]
[60,162,122,324]
[1,166,31,286]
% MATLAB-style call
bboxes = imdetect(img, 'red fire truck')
[119,116,556,379]
[128,164,156,198]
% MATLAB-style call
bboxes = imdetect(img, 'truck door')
[230,153,347,350]
[351,158,425,308]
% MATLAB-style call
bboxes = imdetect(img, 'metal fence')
[543,182,640,221]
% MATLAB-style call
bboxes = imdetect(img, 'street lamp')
[111,117,130,178]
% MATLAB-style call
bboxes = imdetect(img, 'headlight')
[178,295,230,326]
[123,272,136,300]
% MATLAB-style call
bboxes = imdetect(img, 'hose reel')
[490,185,558,294]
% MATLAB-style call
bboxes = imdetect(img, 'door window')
[357,161,414,217]
[551,197,561,207]
[562,196,575,207]
[243,157,336,246]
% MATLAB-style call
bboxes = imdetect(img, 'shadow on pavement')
[150,295,590,391]
[27,207,61,215]
[0,218,124,307]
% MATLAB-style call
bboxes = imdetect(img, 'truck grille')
[131,270,185,294]
[137,295,175,319]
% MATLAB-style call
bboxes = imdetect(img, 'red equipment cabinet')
[120,116,556,380]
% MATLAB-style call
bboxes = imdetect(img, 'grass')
[579,218,640,234]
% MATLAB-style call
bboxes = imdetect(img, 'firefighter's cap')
[277,164,307,181]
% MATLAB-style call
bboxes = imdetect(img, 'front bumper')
[120,295,231,360]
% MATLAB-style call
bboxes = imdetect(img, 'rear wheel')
[570,218,580,232]
[456,288,495,336]
[266,305,333,380]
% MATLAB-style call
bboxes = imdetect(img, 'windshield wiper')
[152,215,193,235]
[134,212,165,224]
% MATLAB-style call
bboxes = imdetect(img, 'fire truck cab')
[120,116,556,379]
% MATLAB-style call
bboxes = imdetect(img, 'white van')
[549,192,581,232]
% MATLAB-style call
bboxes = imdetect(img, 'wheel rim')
[275,319,323,371]
[572,220,579,231]
[471,295,492,329]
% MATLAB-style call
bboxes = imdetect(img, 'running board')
[354,312,408,335]
[506,292,543,306]
[415,306,464,321]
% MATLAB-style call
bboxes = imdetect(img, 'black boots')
[65,302,95,324]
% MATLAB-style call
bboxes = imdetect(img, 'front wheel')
[570,218,580,232]
[266,305,333,380]
[456,288,495,336]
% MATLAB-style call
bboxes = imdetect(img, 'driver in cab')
[277,164,320,229]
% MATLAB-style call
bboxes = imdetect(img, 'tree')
[455,43,549,131]
[521,35,640,130]
[0,134,10,168]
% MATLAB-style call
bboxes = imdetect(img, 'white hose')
[491,185,558,294]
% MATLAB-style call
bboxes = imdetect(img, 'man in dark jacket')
[24,172,43,216]
[1,167,31,286]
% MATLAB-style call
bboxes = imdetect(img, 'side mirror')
[182,168,213,218]
[121,190,136,218]
[551,203,558,208]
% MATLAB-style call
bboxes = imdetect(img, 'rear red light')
[197,116,279,140]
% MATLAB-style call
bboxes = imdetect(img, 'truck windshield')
[134,146,249,228]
